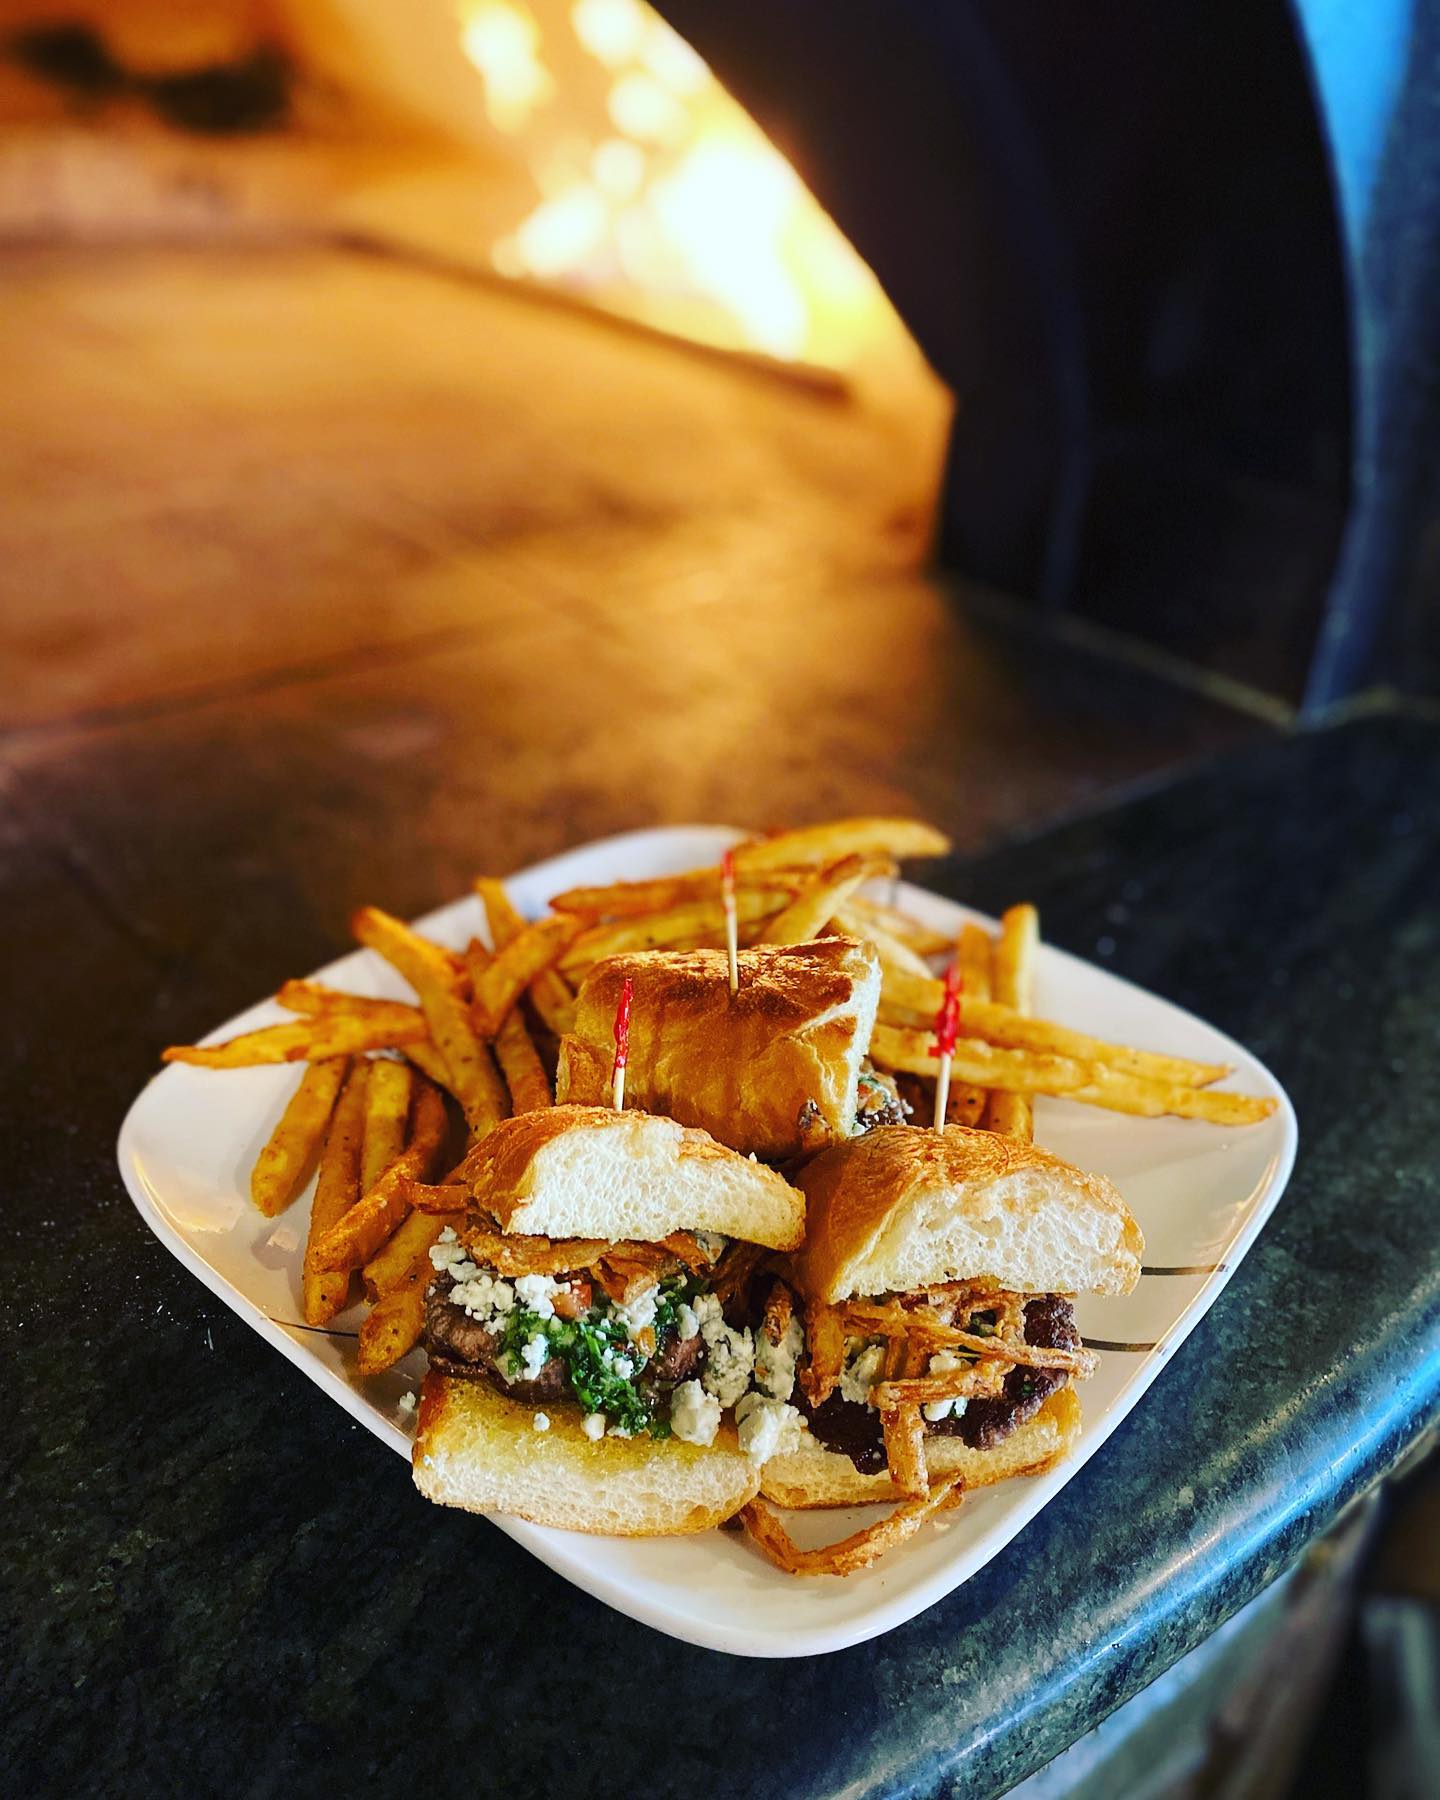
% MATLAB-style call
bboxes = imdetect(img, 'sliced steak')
[800,1295,1081,1472]
[934,1295,1079,1451]
[647,1327,705,1386]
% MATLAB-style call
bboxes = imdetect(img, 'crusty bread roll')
[413,1373,760,1533]
[456,1103,805,1250]
[557,938,881,1160]
[789,1124,1142,1301]
[760,1388,1080,1508]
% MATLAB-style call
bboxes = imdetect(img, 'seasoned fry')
[473,914,585,1036]
[308,1082,449,1274]
[869,1024,1090,1094]
[986,905,1039,1141]
[275,983,428,1037]
[957,923,993,1005]
[361,1058,412,1193]
[402,1039,455,1095]
[847,894,953,956]
[365,925,507,1136]
[495,1008,552,1112]
[250,1057,347,1217]
[880,970,1229,1088]
[881,1404,929,1499]
[739,1472,965,1577]
[356,1262,430,1375]
[545,870,801,917]
[559,894,776,974]
[474,878,576,1036]
[946,1079,988,1129]
[994,903,1039,1013]
[350,905,464,992]
[464,940,552,1113]
[362,1207,448,1302]
[761,855,888,945]
[302,1060,366,1324]
[1062,1067,1277,1127]
[734,817,951,872]
[163,1013,428,1067]
[870,1023,1271,1124]
[832,905,935,978]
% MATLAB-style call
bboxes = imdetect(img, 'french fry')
[361,1057,412,1193]
[994,904,1039,1012]
[474,878,576,1036]
[308,1082,449,1274]
[275,983,428,1038]
[302,1060,366,1324]
[761,855,888,945]
[832,905,935,979]
[360,912,507,1136]
[473,914,585,1036]
[545,870,801,917]
[986,905,1039,1141]
[734,817,951,871]
[881,1404,929,1500]
[957,923,993,1005]
[462,939,551,1113]
[164,1013,428,1067]
[356,1262,431,1375]
[402,1039,456,1095]
[560,893,776,973]
[739,1472,965,1577]
[350,905,464,992]
[879,971,1230,1089]
[495,1008,553,1112]
[847,894,953,957]
[249,1057,348,1217]
[362,1207,448,1302]
[869,1024,1274,1125]
[945,922,994,1127]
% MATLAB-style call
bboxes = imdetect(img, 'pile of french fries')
[162,816,1275,1380]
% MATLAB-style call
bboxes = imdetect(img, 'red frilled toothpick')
[931,961,962,1130]
[721,848,739,994]
[611,974,633,1112]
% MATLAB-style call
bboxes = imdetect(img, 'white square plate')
[117,826,1297,1658]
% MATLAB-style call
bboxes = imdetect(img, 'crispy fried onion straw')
[739,1473,966,1577]
[836,1300,1099,1378]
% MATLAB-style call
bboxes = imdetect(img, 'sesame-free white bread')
[759,1387,1080,1508]
[455,1104,805,1249]
[413,1372,760,1533]
[557,939,881,1160]
[790,1125,1142,1302]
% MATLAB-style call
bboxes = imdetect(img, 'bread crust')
[412,1372,761,1533]
[789,1124,1143,1301]
[557,939,881,1160]
[454,1103,805,1249]
[760,1387,1081,1507]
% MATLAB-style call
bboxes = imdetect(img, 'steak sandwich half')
[556,937,884,1161]
[759,1124,1143,1507]
[412,1104,809,1535]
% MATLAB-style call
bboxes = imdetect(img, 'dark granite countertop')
[5,703,1439,1799]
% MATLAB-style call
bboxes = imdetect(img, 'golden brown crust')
[453,1103,805,1249]
[789,1123,1143,1301]
[557,939,881,1160]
